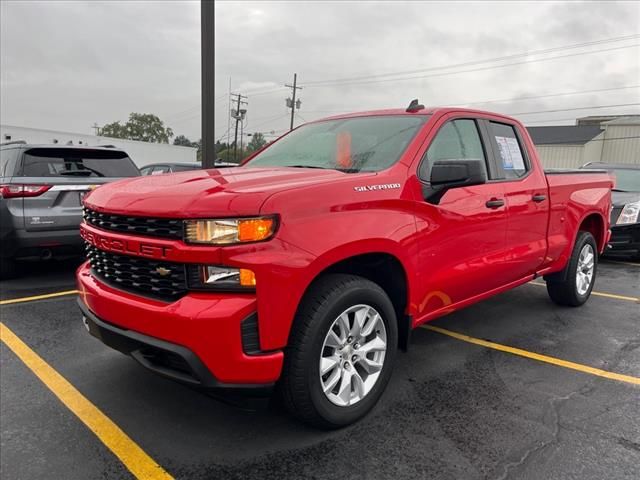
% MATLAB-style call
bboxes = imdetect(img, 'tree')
[246,132,267,154]
[101,113,174,143]
[216,148,244,164]
[173,135,202,162]
[173,134,194,147]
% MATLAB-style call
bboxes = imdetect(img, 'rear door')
[16,147,139,232]
[483,121,549,280]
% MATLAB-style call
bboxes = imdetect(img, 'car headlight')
[184,216,277,244]
[616,201,640,225]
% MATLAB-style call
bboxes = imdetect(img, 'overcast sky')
[1,1,639,143]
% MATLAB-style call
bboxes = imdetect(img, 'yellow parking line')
[529,282,639,303]
[422,324,640,386]
[0,322,174,480]
[0,290,78,306]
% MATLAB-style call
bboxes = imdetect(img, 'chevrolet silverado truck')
[77,104,613,428]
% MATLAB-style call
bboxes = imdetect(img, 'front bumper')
[605,224,640,258]
[76,261,284,387]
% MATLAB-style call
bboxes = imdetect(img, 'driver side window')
[419,119,486,181]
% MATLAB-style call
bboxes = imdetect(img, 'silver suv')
[0,143,140,278]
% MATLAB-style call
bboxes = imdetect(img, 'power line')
[248,87,289,97]
[525,117,595,125]
[250,113,290,129]
[301,34,640,86]
[507,102,640,116]
[299,44,639,89]
[459,85,640,108]
[295,100,640,122]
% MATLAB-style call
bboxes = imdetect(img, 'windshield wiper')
[288,165,359,173]
[59,171,93,177]
[287,165,331,169]
[59,160,104,177]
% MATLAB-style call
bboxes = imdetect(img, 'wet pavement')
[1,258,639,479]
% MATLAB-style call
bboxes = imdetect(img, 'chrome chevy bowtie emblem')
[155,267,171,276]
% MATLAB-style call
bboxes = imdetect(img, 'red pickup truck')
[77,104,613,428]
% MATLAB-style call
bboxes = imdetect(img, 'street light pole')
[201,0,216,168]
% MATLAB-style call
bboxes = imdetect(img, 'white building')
[0,125,198,168]
[526,116,640,169]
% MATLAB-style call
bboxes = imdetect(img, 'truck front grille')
[83,207,183,239]
[85,244,187,301]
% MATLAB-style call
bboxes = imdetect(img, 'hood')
[612,190,640,208]
[83,166,363,217]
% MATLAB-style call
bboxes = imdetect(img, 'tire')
[0,257,17,280]
[546,231,597,307]
[280,273,398,429]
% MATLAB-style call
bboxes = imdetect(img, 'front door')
[411,116,509,319]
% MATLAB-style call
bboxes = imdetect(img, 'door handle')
[532,194,547,203]
[485,198,505,209]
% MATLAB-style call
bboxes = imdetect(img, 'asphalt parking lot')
[1,258,639,480]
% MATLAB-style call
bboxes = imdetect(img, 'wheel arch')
[294,247,413,351]
[577,212,607,254]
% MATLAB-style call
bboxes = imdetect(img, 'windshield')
[611,168,640,192]
[245,115,429,173]
[20,148,140,178]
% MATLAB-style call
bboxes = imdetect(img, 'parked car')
[139,163,202,175]
[0,143,140,278]
[77,104,613,428]
[139,161,235,175]
[582,162,639,260]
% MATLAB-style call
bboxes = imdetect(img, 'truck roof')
[316,106,523,126]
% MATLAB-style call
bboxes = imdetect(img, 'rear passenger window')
[488,122,528,179]
[420,119,486,180]
[0,148,20,177]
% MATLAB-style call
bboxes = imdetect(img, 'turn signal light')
[239,268,257,287]
[237,218,275,242]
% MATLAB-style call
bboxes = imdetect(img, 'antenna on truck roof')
[406,99,425,113]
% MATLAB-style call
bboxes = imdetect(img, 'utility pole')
[285,73,302,131]
[91,123,101,136]
[230,93,248,163]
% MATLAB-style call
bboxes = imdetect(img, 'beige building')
[526,115,640,169]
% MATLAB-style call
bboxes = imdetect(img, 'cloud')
[1,1,638,142]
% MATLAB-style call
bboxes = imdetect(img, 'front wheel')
[280,274,398,429]
[546,231,597,306]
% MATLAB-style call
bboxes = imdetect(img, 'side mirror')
[430,159,487,188]
[423,159,487,204]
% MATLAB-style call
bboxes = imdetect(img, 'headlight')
[187,265,256,290]
[617,201,640,225]
[184,216,277,244]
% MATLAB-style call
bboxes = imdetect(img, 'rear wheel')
[280,274,398,429]
[546,231,597,306]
